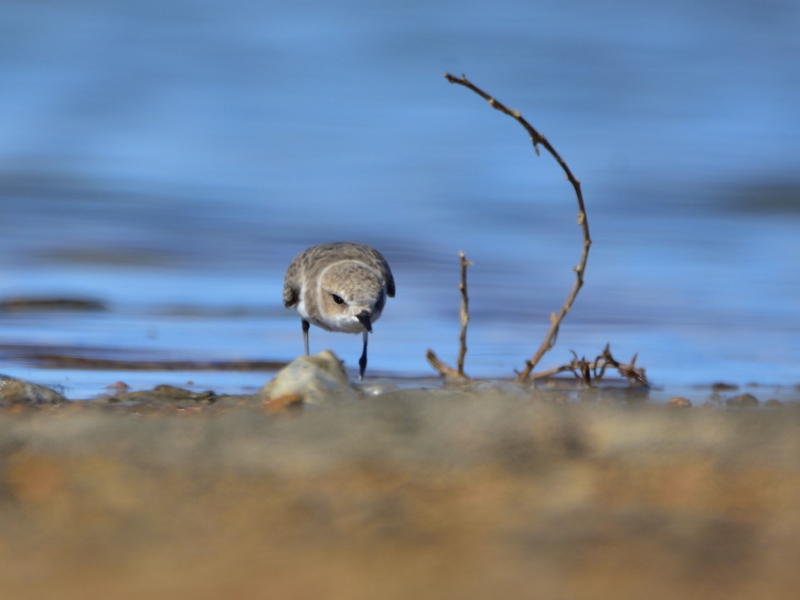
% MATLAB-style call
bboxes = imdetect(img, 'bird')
[283,242,395,379]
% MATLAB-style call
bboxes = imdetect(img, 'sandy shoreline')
[2,389,800,599]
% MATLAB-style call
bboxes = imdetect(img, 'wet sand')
[2,387,800,599]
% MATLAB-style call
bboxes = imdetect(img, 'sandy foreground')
[2,387,800,600]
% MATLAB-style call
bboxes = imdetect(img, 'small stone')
[0,375,67,405]
[726,393,759,408]
[106,381,129,392]
[667,397,692,408]
[764,398,783,408]
[259,350,358,406]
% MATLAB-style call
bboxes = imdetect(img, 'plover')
[283,242,395,379]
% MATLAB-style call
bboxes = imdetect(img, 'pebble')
[106,381,129,392]
[259,350,358,406]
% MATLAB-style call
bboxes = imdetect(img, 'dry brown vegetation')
[428,75,646,387]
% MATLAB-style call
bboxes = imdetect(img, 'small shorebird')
[283,242,395,379]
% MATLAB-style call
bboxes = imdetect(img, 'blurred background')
[0,0,798,394]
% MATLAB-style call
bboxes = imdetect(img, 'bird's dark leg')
[358,331,369,380]
[302,319,310,356]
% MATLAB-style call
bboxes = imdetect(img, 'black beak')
[356,310,372,333]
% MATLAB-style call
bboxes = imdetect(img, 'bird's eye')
[331,294,345,305]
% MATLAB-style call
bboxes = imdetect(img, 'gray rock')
[0,375,67,405]
[260,350,358,406]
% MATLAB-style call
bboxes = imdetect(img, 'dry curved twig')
[443,74,592,382]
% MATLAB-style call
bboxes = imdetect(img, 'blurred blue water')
[1,0,799,393]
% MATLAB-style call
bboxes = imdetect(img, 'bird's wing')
[283,259,301,307]
[386,269,396,298]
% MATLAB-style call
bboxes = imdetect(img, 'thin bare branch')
[427,251,473,380]
[426,349,464,380]
[529,364,577,380]
[457,251,472,377]
[443,74,592,382]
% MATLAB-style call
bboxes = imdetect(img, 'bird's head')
[318,261,387,333]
